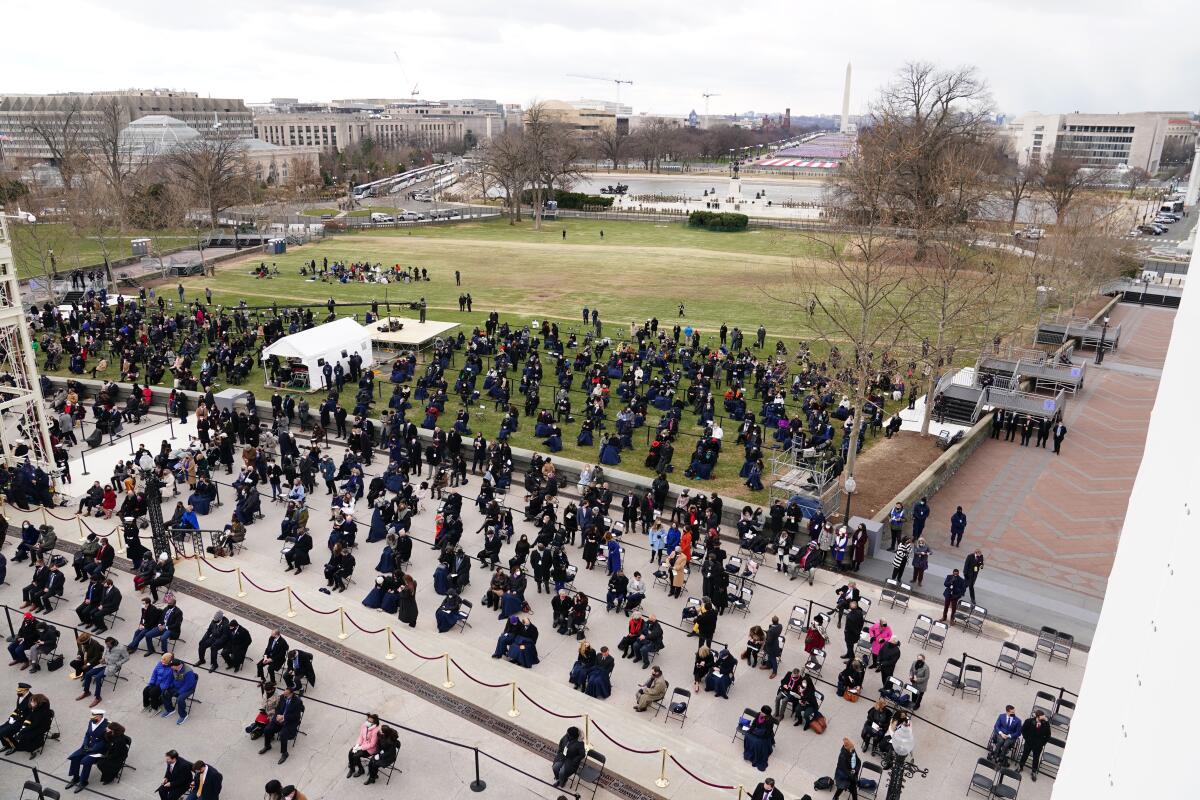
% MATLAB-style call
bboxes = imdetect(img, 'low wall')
[870,414,993,531]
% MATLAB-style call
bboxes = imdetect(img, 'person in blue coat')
[599,435,621,466]
[704,649,737,699]
[64,710,109,791]
[544,427,563,453]
[435,592,463,632]
[605,535,622,576]
[362,576,387,610]
[584,646,615,698]
[159,660,198,723]
[507,619,540,667]
[142,653,176,711]
[375,534,398,574]
[432,563,451,595]
[742,706,775,771]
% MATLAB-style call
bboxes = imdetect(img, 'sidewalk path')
[929,304,1176,643]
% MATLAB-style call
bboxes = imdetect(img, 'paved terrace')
[930,304,1174,640]
[1,426,1086,800]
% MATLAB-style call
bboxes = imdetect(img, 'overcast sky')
[5,0,1197,118]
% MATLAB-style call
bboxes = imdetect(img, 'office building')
[0,90,253,160]
[1006,111,1189,171]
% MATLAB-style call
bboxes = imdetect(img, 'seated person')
[435,592,463,633]
[634,666,667,712]
[703,648,738,699]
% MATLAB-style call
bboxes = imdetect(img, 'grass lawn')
[9,222,199,279]
[53,216,1034,500]
[300,207,340,217]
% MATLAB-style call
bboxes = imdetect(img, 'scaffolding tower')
[0,214,57,480]
[767,438,842,515]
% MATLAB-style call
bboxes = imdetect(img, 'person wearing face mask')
[347,712,381,779]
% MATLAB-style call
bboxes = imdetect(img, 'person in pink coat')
[346,713,381,778]
[867,619,892,669]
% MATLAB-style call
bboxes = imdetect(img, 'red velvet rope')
[450,658,510,688]
[344,613,387,635]
[589,720,659,754]
[668,755,738,789]
[242,573,288,593]
[516,688,583,719]
[289,589,339,615]
[391,630,442,661]
[198,557,236,574]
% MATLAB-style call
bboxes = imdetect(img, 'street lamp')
[1095,315,1110,365]
[843,474,857,521]
[884,721,928,800]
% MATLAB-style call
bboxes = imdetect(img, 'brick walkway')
[933,304,1175,601]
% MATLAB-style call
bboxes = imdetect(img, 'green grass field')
[52,217,1028,499]
[9,222,200,279]
[300,207,340,217]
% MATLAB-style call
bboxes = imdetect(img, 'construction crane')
[394,51,420,97]
[702,91,720,120]
[566,74,633,105]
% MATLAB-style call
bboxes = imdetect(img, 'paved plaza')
[930,304,1175,641]
[0,408,1088,799]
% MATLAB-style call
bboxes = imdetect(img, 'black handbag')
[47,653,65,672]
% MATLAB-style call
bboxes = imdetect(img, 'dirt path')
[848,432,944,520]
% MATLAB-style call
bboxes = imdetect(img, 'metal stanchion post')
[508,682,519,717]
[168,415,176,440]
[338,608,349,640]
[76,514,85,543]
[442,653,455,688]
[129,433,135,455]
[385,627,396,660]
[655,748,670,788]
[80,447,89,476]
[582,713,590,749]
[195,556,205,582]
[286,587,297,617]
[469,747,486,792]
[236,567,246,597]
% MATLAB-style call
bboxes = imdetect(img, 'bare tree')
[477,129,528,223]
[522,103,582,230]
[589,125,628,170]
[905,232,1009,435]
[765,223,916,496]
[167,132,253,227]
[86,97,138,229]
[1121,167,1151,197]
[24,98,86,192]
[994,144,1042,228]
[835,62,995,260]
[1038,153,1108,226]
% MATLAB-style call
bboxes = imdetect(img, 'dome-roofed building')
[117,114,203,157]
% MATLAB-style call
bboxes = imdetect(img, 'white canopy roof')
[262,317,371,361]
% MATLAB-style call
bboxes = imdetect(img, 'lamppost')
[1095,315,1110,365]
[843,474,857,522]
[884,723,928,800]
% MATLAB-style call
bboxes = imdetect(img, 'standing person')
[890,538,911,582]
[763,616,783,679]
[941,568,966,623]
[964,549,985,604]
[908,653,929,710]
[911,538,932,586]
[867,618,891,670]
[850,524,869,572]
[842,601,864,661]
[1019,709,1052,781]
[875,638,901,690]
[832,738,861,800]
[911,497,930,539]
[1052,420,1068,454]
[886,503,905,551]
[949,506,967,547]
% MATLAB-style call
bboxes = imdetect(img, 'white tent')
[261,317,374,390]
